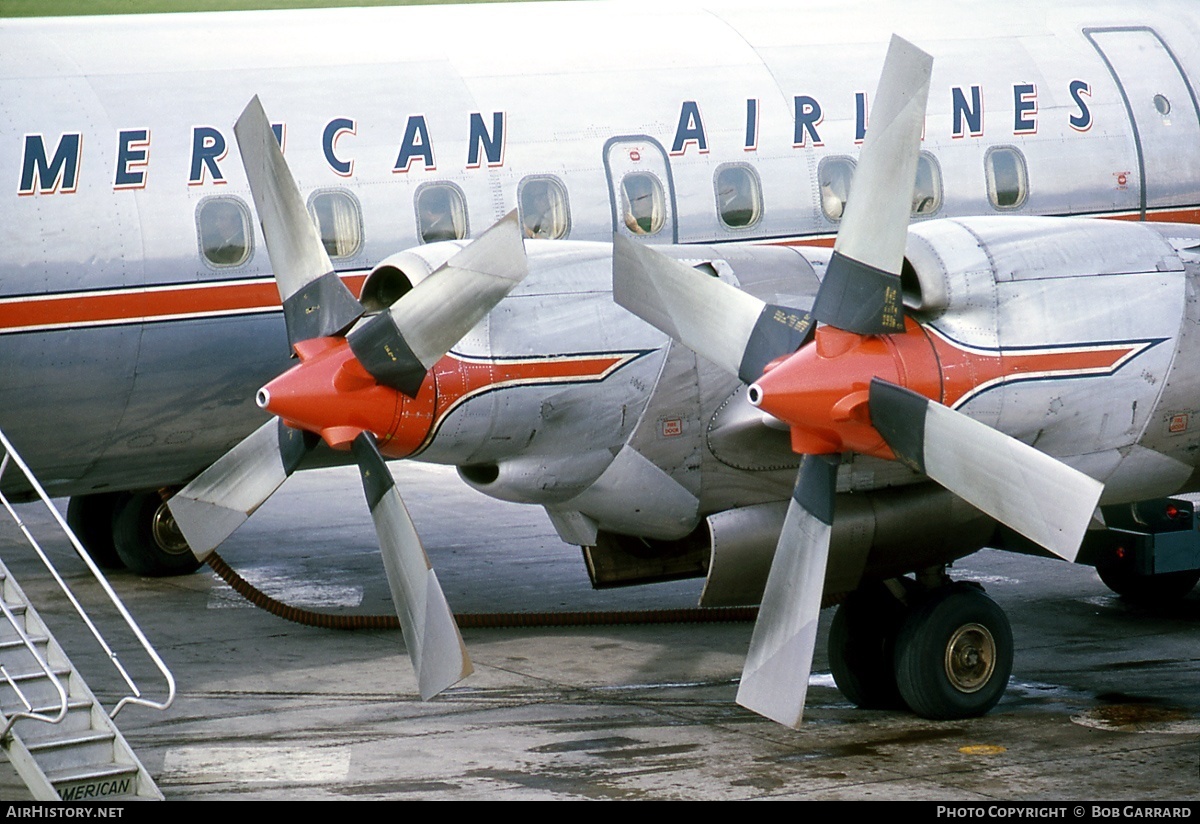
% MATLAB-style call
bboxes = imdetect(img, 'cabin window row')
[195,164,775,266]
[195,148,1031,267]
[817,146,1028,222]
[196,190,364,269]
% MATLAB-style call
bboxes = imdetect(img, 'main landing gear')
[66,490,202,577]
[829,571,1013,721]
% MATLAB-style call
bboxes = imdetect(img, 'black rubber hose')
[206,551,758,629]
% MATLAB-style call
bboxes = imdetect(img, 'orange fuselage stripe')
[2,205,1197,332]
[0,274,369,332]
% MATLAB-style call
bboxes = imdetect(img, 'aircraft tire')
[112,491,202,577]
[1096,562,1200,606]
[828,581,908,710]
[893,583,1012,721]
[66,493,125,569]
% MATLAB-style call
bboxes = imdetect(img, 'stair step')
[49,762,141,802]
[0,668,72,712]
[26,729,117,774]
[10,700,96,740]
[0,638,56,675]
[27,728,114,753]
[0,605,33,642]
[0,663,71,685]
[0,634,48,651]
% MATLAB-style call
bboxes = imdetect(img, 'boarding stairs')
[0,430,172,801]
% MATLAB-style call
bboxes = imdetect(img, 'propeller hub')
[258,336,437,454]
[749,320,941,457]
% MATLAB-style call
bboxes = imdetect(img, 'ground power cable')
[206,551,759,628]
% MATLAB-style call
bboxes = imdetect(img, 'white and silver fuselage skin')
[902,217,1200,503]
[4,0,1200,534]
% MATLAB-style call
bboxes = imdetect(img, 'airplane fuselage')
[5,0,1200,501]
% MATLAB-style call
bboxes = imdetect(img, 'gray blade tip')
[237,94,265,123]
[887,33,933,64]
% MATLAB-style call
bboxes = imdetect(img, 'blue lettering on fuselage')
[114,128,150,189]
[855,92,868,142]
[394,115,435,173]
[11,79,1101,194]
[1069,80,1093,131]
[793,95,823,147]
[953,85,984,137]
[19,132,81,195]
[670,100,708,155]
[324,117,356,176]
[467,112,506,167]
[189,126,228,185]
[1013,83,1038,134]
[744,98,758,151]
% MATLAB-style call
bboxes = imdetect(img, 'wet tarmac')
[1,462,1198,800]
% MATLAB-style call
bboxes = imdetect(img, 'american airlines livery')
[5,1,1200,725]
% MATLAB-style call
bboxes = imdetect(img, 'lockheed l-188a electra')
[4,0,1200,727]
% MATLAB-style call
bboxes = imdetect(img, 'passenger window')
[197,197,252,267]
[986,146,1028,210]
[818,156,856,221]
[308,190,363,259]
[912,153,942,216]
[620,172,665,236]
[518,176,570,239]
[715,164,763,229]
[415,183,468,243]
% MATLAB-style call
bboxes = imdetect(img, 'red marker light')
[1166,504,1179,519]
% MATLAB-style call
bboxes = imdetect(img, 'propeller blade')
[347,212,528,396]
[168,418,318,561]
[351,433,472,699]
[811,35,933,335]
[737,453,840,727]
[234,95,363,346]
[612,235,814,383]
[869,378,1102,561]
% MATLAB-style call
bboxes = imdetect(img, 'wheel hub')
[151,502,192,556]
[944,622,996,693]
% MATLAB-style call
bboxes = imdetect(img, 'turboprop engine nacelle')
[893,216,1200,503]
[358,247,455,312]
[445,238,829,537]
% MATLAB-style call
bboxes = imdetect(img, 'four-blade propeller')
[170,36,1105,720]
[614,35,1103,727]
[169,95,530,700]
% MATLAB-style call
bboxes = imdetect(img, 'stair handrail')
[0,585,68,739]
[0,429,175,719]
